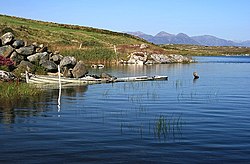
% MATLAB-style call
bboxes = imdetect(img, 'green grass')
[0,14,158,63]
[161,44,250,56]
[61,47,116,63]
[0,82,43,99]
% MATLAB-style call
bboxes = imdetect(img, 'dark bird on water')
[193,72,199,79]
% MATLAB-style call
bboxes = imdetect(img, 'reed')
[154,114,183,139]
[0,82,43,99]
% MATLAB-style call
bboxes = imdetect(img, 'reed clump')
[0,82,43,99]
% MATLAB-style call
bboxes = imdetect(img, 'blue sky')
[1,0,250,40]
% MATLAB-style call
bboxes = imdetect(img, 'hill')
[0,14,166,63]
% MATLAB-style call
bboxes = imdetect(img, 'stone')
[72,61,88,78]
[41,60,58,72]
[1,32,14,45]
[140,44,148,49]
[51,54,63,64]
[100,72,113,79]
[100,72,117,80]
[0,45,14,58]
[127,52,147,64]
[17,61,34,72]
[150,54,170,63]
[38,46,48,53]
[27,52,49,63]
[12,40,25,49]
[60,56,77,68]
[63,67,73,78]
[10,51,24,65]
[16,46,35,56]
[193,72,199,79]
[0,70,16,81]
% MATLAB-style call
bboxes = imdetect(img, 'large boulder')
[127,52,147,65]
[12,40,25,49]
[1,32,14,45]
[60,56,77,68]
[16,46,35,56]
[150,54,171,63]
[0,45,14,58]
[72,61,88,78]
[17,61,35,72]
[10,51,24,65]
[41,60,57,72]
[27,52,49,63]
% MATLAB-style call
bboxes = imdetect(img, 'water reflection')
[0,85,88,124]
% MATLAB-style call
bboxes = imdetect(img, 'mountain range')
[126,31,250,47]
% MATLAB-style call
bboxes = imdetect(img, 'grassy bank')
[0,82,43,99]
[161,44,250,56]
[0,14,157,62]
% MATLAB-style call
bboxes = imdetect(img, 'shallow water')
[1,56,250,163]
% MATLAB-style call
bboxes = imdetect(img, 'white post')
[57,65,62,113]
[25,71,29,83]
[114,45,118,63]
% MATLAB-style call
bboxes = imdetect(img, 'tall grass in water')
[154,114,183,140]
[0,82,43,99]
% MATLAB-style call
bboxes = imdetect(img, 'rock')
[32,42,39,48]
[17,61,34,72]
[1,32,14,45]
[27,52,49,63]
[51,54,63,64]
[12,40,25,49]
[100,72,113,79]
[0,70,16,81]
[72,61,88,78]
[100,72,117,80]
[193,72,199,79]
[10,51,24,65]
[140,44,148,49]
[150,54,170,63]
[37,46,48,53]
[127,52,147,64]
[63,67,73,78]
[60,56,77,68]
[41,60,57,72]
[16,46,35,56]
[0,45,14,58]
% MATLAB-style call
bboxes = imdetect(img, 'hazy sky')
[1,0,250,40]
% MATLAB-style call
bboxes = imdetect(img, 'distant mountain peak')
[155,31,173,37]
[176,33,189,37]
[126,31,146,36]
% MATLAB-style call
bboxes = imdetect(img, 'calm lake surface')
[1,56,250,163]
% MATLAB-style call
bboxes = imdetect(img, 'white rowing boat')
[26,74,168,85]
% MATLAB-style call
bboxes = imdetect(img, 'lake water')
[1,56,250,163]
